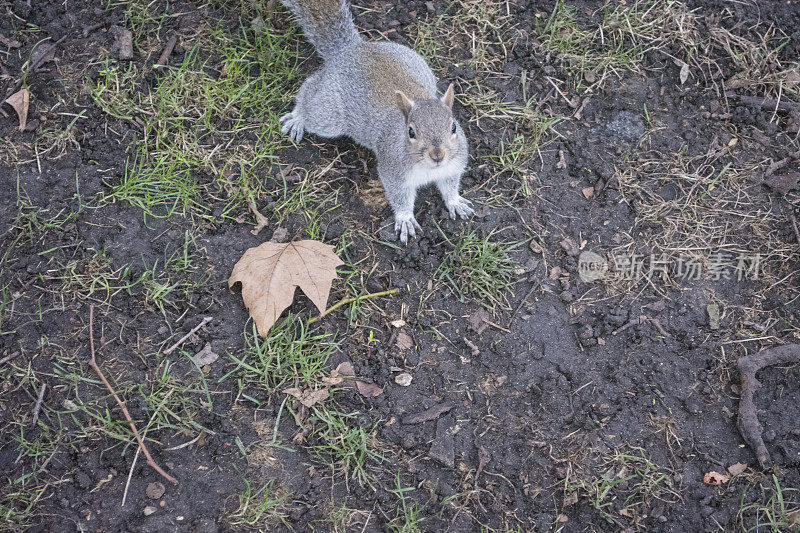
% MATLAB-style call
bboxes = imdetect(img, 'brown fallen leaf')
[727,462,747,476]
[0,33,21,48]
[4,88,29,131]
[468,309,490,334]
[335,361,354,376]
[787,508,800,528]
[563,492,578,507]
[193,343,219,366]
[396,330,414,350]
[229,240,343,335]
[355,380,383,397]
[146,482,166,500]
[325,361,382,397]
[679,61,690,85]
[402,402,454,425]
[703,471,730,486]
[560,237,579,256]
[581,186,595,199]
[283,387,329,408]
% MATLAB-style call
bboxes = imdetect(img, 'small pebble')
[395,372,413,386]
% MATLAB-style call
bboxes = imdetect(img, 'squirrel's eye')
[451,122,457,134]
[408,127,416,139]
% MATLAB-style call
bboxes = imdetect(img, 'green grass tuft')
[436,225,520,310]
[230,318,338,391]
[228,478,290,530]
[91,20,301,219]
[306,407,384,486]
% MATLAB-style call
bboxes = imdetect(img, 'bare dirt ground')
[1,0,800,531]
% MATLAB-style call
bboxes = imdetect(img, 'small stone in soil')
[395,372,413,386]
[428,417,455,468]
[146,482,166,500]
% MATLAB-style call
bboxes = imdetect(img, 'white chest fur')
[405,158,464,190]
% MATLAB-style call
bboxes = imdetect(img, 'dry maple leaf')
[4,88,29,131]
[284,387,329,408]
[727,462,747,476]
[703,471,730,486]
[229,240,343,335]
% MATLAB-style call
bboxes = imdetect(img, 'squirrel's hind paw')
[394,214,422,245]
[280,112,305,143]
[446,196,474,220]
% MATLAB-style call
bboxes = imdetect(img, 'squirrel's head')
[395,84,462,168]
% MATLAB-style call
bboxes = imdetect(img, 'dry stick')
[482,317,511,333]
[82,22,107,37]
[648,317,671,338]
[0,351,20,365]
[122,386,174,505]
[725,92,800,114]
[120,446,142,507]
[163,316,212,355]
[510,280,541,323]
[789,213,800,245]
[737,343,800,469]
[308,289,399,324]
[88,305,178,485]
[155,35,178,69]
[612,315,644,336]
[14,383,47,464]
[247,195,270,236]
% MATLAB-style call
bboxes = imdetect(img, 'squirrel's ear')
[442,83,455,109]
[395,91,414,121]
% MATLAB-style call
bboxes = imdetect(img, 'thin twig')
[121,446,141,507]
[725,92,800,114]
[155,35,177,69]
[308,289,399,324]
[648,317,671,338]
[88,305,178,485]
[163,316,212,355]
[508,279,542,328]
[247,195,270,236]
[789,213,800,245]
[482,317,511,333]
[163,433,204,452]
[30,383,46,425]
[613,315,644,336]
[0,351,20,365]
[14,383,47,464]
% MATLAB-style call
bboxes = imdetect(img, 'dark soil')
[2,0,799,532]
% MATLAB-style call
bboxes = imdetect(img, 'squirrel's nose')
[430,148,445,163]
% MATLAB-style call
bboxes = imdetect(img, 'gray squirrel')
[279,0,473,243]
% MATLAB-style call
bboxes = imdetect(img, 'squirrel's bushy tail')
[281,0,361,60]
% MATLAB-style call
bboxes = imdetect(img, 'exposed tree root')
[737,343,800,469]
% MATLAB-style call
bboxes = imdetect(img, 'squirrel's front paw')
[446,196,474,220]
[394,214,421,244]
[280,111,305,143]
